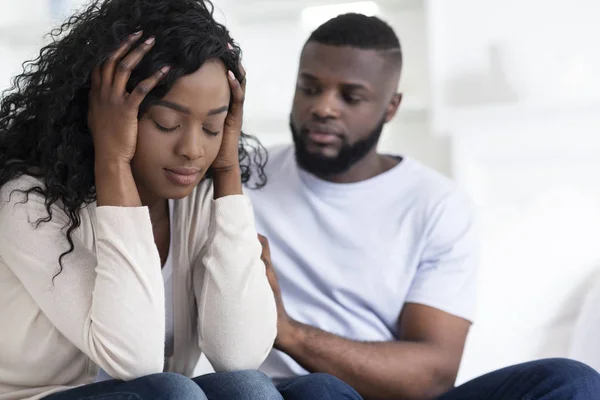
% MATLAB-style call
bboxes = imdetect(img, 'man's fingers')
[258,234,272,262]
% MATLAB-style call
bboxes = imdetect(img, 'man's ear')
[384,93,403,123]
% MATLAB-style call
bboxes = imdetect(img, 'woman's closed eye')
[154,121,179,133]
[203,127,220,136]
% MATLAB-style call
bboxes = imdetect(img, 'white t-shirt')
[246,145,479,381]
[96,200,175,382]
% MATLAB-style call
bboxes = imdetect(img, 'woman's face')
[131,59,230,201]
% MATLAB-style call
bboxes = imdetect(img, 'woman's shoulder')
[0,174,46,204]
[0,175,70,238]
[0,175,93,226]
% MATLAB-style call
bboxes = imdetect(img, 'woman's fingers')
[238,62,247,91]
[228,70,245,105]
[127,65,170,107]
[95,30,166,109]
[91,65,102,92]
[112,36,156,95]
[101,31,142,86]
[226,70,245,130]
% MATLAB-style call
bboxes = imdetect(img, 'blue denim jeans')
[45,358,598,399]
[276,373,363,399]
[43,370,362,399]
[438,358,600,400]
[43,372,204,400]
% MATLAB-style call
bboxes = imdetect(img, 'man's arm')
[260,189,477,400]
[275,303,470,400]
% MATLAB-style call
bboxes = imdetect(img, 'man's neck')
[314,151,400,184]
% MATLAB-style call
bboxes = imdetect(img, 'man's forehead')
[299,42,390,85]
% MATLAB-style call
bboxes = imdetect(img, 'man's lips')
[302,125,343,145]
[306,131,340,144]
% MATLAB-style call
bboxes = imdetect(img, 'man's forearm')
[277,320,456,400]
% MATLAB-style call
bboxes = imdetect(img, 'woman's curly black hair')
[0,0,267,272]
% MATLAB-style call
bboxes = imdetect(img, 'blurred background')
[2,0,599,384]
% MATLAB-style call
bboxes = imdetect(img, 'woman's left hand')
[211,49,246,174]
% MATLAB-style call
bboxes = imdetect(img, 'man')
[247,13,600,400]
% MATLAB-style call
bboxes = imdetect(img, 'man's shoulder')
[398,158,474,215]
[402,158,454,191]
[245,144,295,189]
[265,144,294,169]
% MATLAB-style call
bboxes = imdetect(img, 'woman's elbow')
[201,329,276,373]
[207,349,271,373]
[90,337,165,381]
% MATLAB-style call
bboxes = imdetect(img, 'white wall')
[450,108,600,383]
[426,0,600,383]
[427,0,600,133]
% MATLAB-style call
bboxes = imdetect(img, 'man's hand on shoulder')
[257,234,302,349]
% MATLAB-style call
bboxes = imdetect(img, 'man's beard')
[290,115,385,177]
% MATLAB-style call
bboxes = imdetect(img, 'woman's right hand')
[88,31,170,165]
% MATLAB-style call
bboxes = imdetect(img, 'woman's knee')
[230,370,281,399]
[194,369,281,400]
[143,372,207,400]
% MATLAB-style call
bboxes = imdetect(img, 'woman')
[0,0,306,399]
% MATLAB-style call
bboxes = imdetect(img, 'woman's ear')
[384,93,403,123]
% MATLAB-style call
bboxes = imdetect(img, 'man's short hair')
[307,13,402,68]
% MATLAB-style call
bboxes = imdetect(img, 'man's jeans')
[439,358,600,400]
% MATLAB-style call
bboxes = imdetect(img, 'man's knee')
[531,358,600,394]
[278,373,362,399]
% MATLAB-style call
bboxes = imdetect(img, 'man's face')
[290,42,401,175]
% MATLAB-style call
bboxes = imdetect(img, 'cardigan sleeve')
[194,194,277,372]
[0,179,165,380]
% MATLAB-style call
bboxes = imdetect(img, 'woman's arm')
[0,178,165,380]
[194,193,277,372]
[192,49,276,371]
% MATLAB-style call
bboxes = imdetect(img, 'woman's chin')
[163,185,199,200]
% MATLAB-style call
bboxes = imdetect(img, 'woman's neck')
[137,185,169,225]
[139,189,171,268]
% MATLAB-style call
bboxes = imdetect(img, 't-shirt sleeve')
[405,189,479,322]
